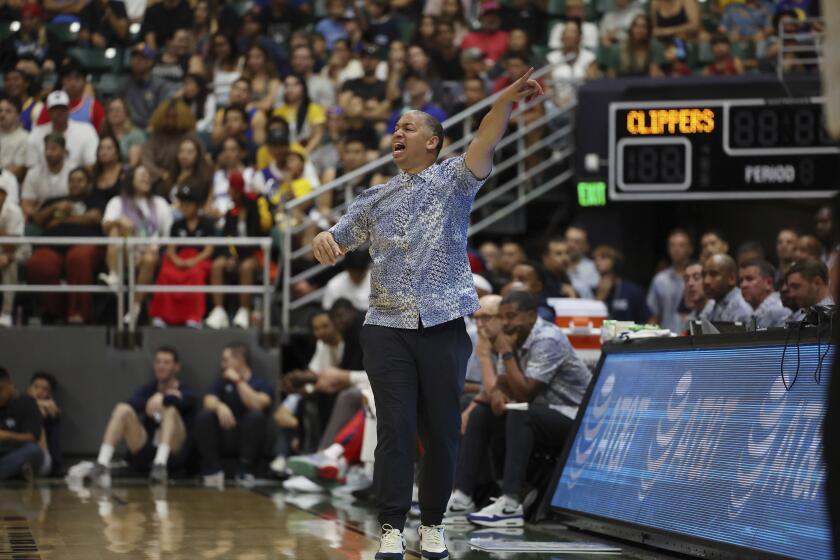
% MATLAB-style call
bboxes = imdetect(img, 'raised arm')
[464,68,544,180]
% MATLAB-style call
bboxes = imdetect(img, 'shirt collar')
[397,162,438,184]
[519,317,546,352]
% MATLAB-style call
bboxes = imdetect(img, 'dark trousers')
[195,409,267,475]
[456,404,573,499]
[362,318,472,530]
[0,442,43,480]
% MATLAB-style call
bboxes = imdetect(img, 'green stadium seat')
[45,22,80,44]
[68,47,122,74]
[0,21,13,42]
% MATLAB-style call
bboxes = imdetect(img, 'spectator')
[787,259,834,321]
[447,78,489,145]
[796,234,823,261]
[166,137,213,206]
[430,21,466,82]
[362,0,402,50]
[718,0,772,46]
[242,45,282,115]
[702,253,753,322]
[91,136,124,204]
[339,44,390,122]
[593,245,651,323]
[815,205,839,265]
[505,28,545,70]
[648,228,693,332]
[460,294,503,432]
[510,262,556,321]
[119,44,173,130]
[549,0,599,53]
[386,73,447,135]
[0,98,28,182]
[607,14,664,77]
[445,291,591,526]
[27,372,62,476]
[26,91,98,172]
[500,0,549,47]
[0,180,22,327]
[196,343,273,488]
[4,68,43,132]
[261,0,310,51]
[79,0,129,48]
[254,120,321,189]
[699,229,730,261]
[21,133,72,221]
[736,240,765,267]
[290,44,337,109]
[215,105,258,161]
[211,79,268,149]
[479,241,501,276]
[497,240,526,286]
[435,0,470,45]
[37,61,105,132]
[406,45,443,98]
[660,39,693,76]
[461,2,510,64]
[149,185,215,327]
[207,33,242,109]
[0,367,43,480]
[100,165,174,324]
[205,172,272,330]
[703,33,744,75]
[0,3,63,72]
[565,226,599,290]
[26,167,106,324]
[321,39,363,90]
[87,347,196,486]
[141,99,201,188]
[273,74,327,155]
[547,20,598,94]
[101,98,146,167]
[682,261,711,323]
[140,0,194,50]
[152,29,204,93]
[210,137,256,220]
[650,0,700,41]
[316,0,351,50]
[600,0,645,46]
[271,146,316,235]
[413,15,438,54]
[181,73,216,134]
[739,259,791,328]
[540,237,593,298]
[320,135,379,208]
[776,228,799,283]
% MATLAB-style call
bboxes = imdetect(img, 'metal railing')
[777,17,825,80]
[0,236,274,337]
[280,62,580,331]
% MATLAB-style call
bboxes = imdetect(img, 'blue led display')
[551,343,833,559]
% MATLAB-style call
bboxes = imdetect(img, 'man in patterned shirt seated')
[444,290,591,527]
[311,68,543,560]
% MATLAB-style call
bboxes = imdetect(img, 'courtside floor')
[0,480,677,559]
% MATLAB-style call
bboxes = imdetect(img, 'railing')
[0,236,274,338]
[777,17,825,80]
[280,62,580,331]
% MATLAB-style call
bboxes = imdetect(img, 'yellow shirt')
[271,103,327,144]
[269,176,313,207]
[256,141,308,171]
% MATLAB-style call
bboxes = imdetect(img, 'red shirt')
[705,57,739,76]
[460,30,510,62]
[37,94,106,133]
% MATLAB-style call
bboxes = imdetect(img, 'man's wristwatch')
[501,351,516,362]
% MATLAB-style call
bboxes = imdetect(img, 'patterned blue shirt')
[752,292,792,328]
[329,155,486,329]
[707,287,753,323]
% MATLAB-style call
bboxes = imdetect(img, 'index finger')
[514,67,535,85]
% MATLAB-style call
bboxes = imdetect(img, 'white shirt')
[103,195,173,238]
[322,270,371,311]
[0,127,28,170]
[547,48,597,82]
[0,199,24,236]
[0,170,20,206]
[212,168,255,216]
[549,21,600,53]
[308,339,345,372]
[21,163,70,207]
[26,121,98,170]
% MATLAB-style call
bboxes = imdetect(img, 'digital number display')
[727,104,833,151]
[621,144,686,185]
[552,343,833,559]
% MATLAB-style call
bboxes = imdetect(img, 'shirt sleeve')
[4,203,24,235]
[102,197,122,223]
[18,397,42,441]
[308,340,331,372]
[309,103,327,126]
[127,383,152,415]
[329,190,371,252]
[522,338,565,387]
[155,197,174,237]
[82,126,98,167]
[440,154,488,196]
[20,168,39,202]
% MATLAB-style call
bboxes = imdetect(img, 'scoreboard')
[608,98,840,201]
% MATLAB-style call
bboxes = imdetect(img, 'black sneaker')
[149,464,168,485]
[352,484,375,503]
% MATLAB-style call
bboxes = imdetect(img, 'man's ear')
[426,135,440,152]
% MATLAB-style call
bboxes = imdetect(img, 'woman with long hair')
[26,167,107,324]
[91,135,124,204]
[241,44,280,115]
[141,98,201,193]
[207,32,243,108]
[167,137,213,203]
[192,0,218,59]
[181,72,216,133]
[272,74,326,155]
[412,15,438,53]
[210,136,255,219]
[100,165,174,325]
[439,0,469,45]
[608,14,665,77]
[320,39,363,90]
[101,97,146,167]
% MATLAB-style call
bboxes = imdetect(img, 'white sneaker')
[418,524,448,559]
[0,313,11,327]
[151,318,167,328]
[202,471,225,489]
[443,492,475,524]
[232,307,250,329]
[205,306,229,329]
[282,475,324,493]
[467,496,524,527]
[98,271,120,291]
[375,524,406,560]
[270,456,291,478]
[123,305,140,325]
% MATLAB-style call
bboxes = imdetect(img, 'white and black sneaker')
[375,524,406,560]
[467,496,524,527]
[418,524,448,559]
[442,492,475,524]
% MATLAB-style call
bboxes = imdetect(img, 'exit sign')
[578,182,606,207]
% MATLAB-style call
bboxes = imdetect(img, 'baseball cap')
[288,144,308,161]
[131,42,155,59]
[175,184,202,203]
[479,1,501,15]
[46,90,70,109]
[473,273,493,294]
[267,127,290,145]
[462,47,485,62]
[21,2,43,18]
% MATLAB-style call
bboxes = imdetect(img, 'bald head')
[703,253,738,300]
[479,294,502,314]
